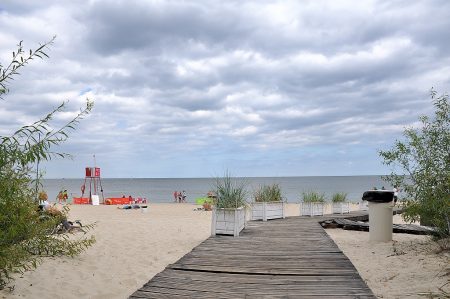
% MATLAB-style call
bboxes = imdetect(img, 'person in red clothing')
[173,191,178,202]
[56,190,64,203]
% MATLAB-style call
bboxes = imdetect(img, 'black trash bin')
[362,191,394,242]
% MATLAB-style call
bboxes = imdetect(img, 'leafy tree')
[379,89,450,241]
[0,37,95,289]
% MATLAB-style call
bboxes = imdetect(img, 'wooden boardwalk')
[321,218,436,235]
[130,212,376,298]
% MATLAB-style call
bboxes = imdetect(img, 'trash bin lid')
[362,190,394,203]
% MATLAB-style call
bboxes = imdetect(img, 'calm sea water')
[42,176,390,203]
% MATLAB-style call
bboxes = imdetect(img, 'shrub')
[379,89,450,242]
[214,172,247,209]
[0,38,95,289]
[301,191,326,203]
[253,184,283,202]
[331,192,347,203]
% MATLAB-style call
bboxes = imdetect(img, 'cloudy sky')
[1,0,449,178]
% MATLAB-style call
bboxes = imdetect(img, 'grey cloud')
[1,0,450,177]
[0,0,61,14]
[81,1,254,56]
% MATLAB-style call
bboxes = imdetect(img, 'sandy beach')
[1,203,448,299]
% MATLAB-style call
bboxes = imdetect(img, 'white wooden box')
[300,202,325,216]
[359,200,369,211]
[332,202,350,214]
[251,202,285,221]
[211,207,246,237]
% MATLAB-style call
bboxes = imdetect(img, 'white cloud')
[1,0,449,177]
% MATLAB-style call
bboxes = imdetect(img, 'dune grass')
[214,172,247,209]
[301,191,326,203]
[331,192,348,203]
[253,184,283,202]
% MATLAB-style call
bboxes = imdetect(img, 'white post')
[243,207,247,228]
[262,202,267,221]
[211,207,216,236]
[234,209,238,237]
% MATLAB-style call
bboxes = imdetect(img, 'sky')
[0,0,449,178]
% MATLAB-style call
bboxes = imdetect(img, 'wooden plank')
[321,218,436,235]
[146,277,370,291]
[129,212,376,298]
[150,272,368,286]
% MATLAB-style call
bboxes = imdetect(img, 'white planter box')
[211,207,246,237]
[251,201,285,221]
[332,202,350,214]
[300,202,325,216]
[359,200,369,211]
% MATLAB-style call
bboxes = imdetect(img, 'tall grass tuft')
[253,184,283,202]
[331,192,348,203]
[214,172,247,209]
[301,191,326,203]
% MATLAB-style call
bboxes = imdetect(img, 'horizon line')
[43,174,393,180]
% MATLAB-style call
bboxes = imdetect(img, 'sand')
[0,204,212,299]
[326,228,449,298]
[1,203,448,299]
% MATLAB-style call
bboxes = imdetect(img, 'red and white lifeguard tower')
[81,166,105,204]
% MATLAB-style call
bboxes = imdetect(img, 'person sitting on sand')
[39,205,84,234]
[38,191,50,210]
[39,199,51,211]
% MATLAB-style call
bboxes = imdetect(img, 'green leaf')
[0,36,95,288]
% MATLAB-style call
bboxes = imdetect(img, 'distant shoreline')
[41,176,395,204]
[43,174,388,179]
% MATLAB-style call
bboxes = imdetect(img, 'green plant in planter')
[331,192,347,203]
[214,172,247,209]
[253,184,283,202]
[301,191,326,203]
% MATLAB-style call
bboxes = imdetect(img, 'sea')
[42,176,391,204]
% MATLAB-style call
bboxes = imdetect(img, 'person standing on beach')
[56,190,63,203]
[62,190,68,203]
[393,186,398,204]
[182,190,186,202]
[173,191,178,202]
